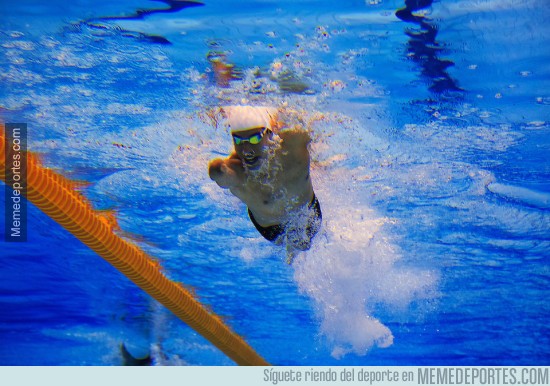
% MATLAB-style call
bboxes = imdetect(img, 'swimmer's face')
[232,127,271,170]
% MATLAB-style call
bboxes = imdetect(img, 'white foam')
[487,182,550,209]
[170,106,439,359]
[292,163,438,358]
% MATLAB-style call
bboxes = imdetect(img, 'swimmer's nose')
[242,145,255,157]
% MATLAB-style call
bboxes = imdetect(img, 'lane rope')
[0,124,269,366]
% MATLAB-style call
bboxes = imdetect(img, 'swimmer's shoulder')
[274,107,310,147]
[278,126,311,150]
[277,127,311,180]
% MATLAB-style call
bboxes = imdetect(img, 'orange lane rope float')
[0,124,269,366]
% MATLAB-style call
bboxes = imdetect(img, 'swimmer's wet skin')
[208,105,322,263]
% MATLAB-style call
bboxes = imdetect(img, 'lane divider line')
[1,125,269,366]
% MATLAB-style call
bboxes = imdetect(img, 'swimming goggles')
[232,127,268,145]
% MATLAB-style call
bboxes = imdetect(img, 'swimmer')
[208,106,322,263]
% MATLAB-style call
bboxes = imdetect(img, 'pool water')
[1,0,549,365]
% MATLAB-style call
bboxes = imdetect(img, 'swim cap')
[223,106,277,133]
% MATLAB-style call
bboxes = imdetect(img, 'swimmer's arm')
[279,126,311,150]
[279,127,311,180]
[208,154,243,188]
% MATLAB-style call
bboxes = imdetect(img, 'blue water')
[1,0,549,365]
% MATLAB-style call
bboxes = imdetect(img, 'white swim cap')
[223,106,277,133]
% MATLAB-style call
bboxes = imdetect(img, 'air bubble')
[327,80,346,92]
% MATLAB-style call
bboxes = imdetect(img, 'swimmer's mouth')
[243,156,260,168]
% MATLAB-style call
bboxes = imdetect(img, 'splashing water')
[2,0,547,365]
[168,105,439,358]
[294,166,438,358]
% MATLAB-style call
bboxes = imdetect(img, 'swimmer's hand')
[208,157,242,188]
